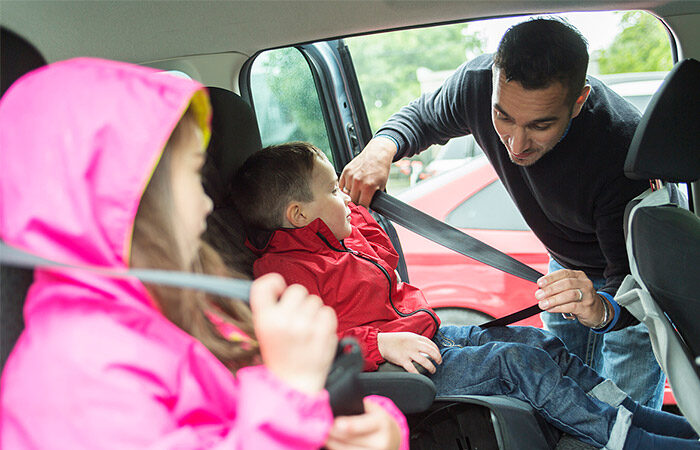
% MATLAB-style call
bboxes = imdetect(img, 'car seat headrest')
[1,26,46,371]
[1,27,47,96]
[624,58,700,183]
[204,87,263,207]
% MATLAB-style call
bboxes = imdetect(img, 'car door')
[240,40,411,281]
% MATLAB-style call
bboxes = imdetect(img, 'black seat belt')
[370,190,543,328]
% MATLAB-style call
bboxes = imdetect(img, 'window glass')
[345,11,673,195]
[249,47,333,163]
[446,181,530,231]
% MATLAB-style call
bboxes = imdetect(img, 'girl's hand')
[250,273,338,394]
[377,332,442,374]
[325,398,402,450]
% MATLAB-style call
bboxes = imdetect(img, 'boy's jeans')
[541,258,665,409]
[429,325,627,448]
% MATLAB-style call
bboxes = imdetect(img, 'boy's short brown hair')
[231,141,328,231]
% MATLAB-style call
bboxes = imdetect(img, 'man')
[339,18,665,408]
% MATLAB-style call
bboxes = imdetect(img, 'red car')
[394,154,547,328]
[394,153,677,407]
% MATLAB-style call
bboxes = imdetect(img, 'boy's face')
[304,157,352,240]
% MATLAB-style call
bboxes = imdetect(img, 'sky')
[468,11,623,53]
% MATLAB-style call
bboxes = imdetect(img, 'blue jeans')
[541,258,665,409]
[429,325,622,448]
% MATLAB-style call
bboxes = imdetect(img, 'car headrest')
[624,58,700,182]
[204,87,263,207]
[1,27,47,96]
[1,27,46,371]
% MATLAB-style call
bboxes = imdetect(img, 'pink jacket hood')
[0,59,341,449]
[0,57,211,312]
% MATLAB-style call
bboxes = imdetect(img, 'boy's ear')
[285,202,309,228]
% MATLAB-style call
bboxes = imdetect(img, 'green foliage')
[347,24,483,132]
[252,48,331,157]
[595,11,673,74]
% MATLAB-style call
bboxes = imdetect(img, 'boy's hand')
[377,332,442,374]
[250,273,338,394]
[325,398,401,450]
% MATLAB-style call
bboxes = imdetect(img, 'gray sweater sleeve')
[376,56,491,161]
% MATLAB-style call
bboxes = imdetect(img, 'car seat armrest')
[357,371,436,414]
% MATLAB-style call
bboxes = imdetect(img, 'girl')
[0,58,406,449]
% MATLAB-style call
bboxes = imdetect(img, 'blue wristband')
[375,133,400,152]
[591,291,620,334]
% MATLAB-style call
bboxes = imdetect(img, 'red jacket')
[253,204,440,371]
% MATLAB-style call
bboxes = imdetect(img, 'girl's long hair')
[130,107,259,371]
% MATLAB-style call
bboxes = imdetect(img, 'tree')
[347,24,484,132]
[595,11,673,74]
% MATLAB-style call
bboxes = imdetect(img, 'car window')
[446,180,531,231]
[345,10,673,195]
[249,47,334,163]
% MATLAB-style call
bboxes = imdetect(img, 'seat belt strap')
[0,241,252,301]
[370,191,543,328]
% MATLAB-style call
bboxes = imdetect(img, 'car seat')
[614,58,700,432]
[203,86,577,449]
[0,27,47,371]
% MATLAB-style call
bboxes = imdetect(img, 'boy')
[232,142,698,450]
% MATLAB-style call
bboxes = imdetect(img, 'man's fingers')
[356,185,375,207]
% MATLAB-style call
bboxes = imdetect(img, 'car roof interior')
[3,1,700,91]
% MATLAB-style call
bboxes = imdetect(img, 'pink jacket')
[0,58,407,449]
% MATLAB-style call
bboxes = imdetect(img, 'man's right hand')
[339,136,397,207]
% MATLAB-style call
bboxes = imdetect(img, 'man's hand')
[536,269,608,328]
[339,137,397,207]
[377,332,442,374]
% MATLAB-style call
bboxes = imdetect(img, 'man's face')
[491,68,584,167]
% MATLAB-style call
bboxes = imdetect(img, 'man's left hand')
[535,269,606,328]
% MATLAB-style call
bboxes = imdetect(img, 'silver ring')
[575,288,583,302]
[562,312,576,320]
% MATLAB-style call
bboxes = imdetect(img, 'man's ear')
[285,202,309,228]
[571,85,591,119]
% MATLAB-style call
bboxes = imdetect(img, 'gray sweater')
[377,54,649,330]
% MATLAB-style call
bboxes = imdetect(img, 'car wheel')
[436,308,493,327]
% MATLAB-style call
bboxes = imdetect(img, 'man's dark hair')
[494,18,589,106]
[231,142,327,231]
